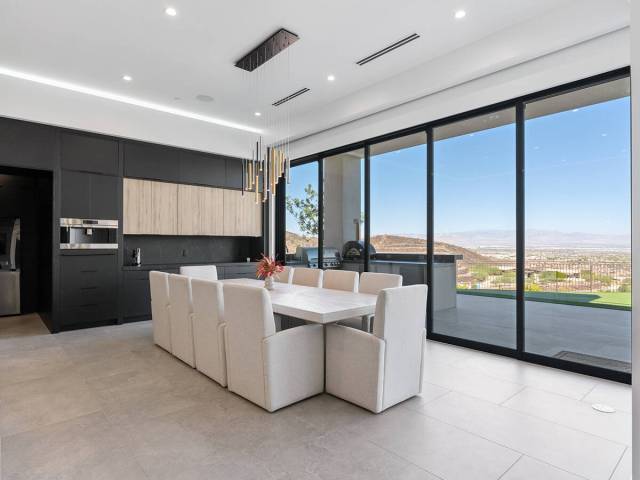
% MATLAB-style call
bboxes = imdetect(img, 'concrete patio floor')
[433,294,631,371]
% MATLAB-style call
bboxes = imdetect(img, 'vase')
[264,276,275,291]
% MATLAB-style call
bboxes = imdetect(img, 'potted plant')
[257,254,284,291]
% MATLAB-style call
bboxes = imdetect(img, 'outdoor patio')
[433,294,631,372]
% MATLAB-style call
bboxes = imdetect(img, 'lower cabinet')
[122,268,178,321]
[59,253,118,328]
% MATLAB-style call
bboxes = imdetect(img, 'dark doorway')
[0,166,53,328]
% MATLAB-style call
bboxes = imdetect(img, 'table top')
[220,278,377,324]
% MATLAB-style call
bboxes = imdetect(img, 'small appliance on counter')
[59,218,118,250]
[131,248,142,266]
[0,218,21,316]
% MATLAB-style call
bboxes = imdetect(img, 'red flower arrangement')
[256,254,284,278]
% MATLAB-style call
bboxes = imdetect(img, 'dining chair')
[291,267,323,287]
[323,269,359,292]
[326,284,428,413]
[149,271,172,353]
[340,272,403,331]
[191,278,226,386]
[179,265,218,281]
[273,265,293,283]
[168,274,196,367]
[223,283,324,412]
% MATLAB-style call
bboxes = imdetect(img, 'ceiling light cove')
[455,10,467,19]
[0,66,261,134]
[327,75,336,82]
[165,7,177,16]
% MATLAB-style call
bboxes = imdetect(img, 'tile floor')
[0,313,632,480]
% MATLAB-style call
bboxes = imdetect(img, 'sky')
[286,96,631,242]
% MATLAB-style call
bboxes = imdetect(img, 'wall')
[632,0,639,476]
[292,29,630,159]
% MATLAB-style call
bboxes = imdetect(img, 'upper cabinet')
[123,141,180,182]
[60,132,119,175]
[177,184,224,236]
[223,189,262,237]
[123,178,261,237]
[61,170,119,219]
[123,178,177,235]
[0,118,56,171]
[178,150,226,188]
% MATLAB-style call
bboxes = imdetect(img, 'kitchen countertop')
[122,261,258,271]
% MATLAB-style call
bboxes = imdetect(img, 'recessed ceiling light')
[455,10,466,19]
[254,112,262,117]
[327,74,336,82]
[122,75,132,82]
[165,7,177,16]
[0,65,261,134]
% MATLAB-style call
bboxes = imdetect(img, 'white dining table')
[220,278,377,324]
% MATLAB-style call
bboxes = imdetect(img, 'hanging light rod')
[235,28,299,72]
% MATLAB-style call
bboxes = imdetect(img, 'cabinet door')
[61,132,119,175]
[0,118,56,171]
[91,174,119,219]
[123,178,153,234]
[151,181,178,235]
[61,170,92,218]
[179,151,226,187]
[123,141,180,182]
[225,158,243,189]
[223,189,262,236]
[177,185,224,236]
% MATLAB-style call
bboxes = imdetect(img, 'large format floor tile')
[582,380,632,413]
[500,456,586,480]
[418,391,625,480]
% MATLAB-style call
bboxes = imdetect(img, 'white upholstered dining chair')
[273,265,293,283]
[149,271,172,352]
[179,265,218,281]
[291,267,323,287]
[340,272,403,331]
[323,269,359,292]
[191,278,226,386]
[326,284,428,413]
[168,274,196,367]
[223,283,324,412]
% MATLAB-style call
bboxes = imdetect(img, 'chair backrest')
[179,265,218,281]
[149,271,171,350]
[168,274,195,366]
[223,284,276,406]
[292,267,323,287]
[372,285,428,408]
[274,266,293,283]
[359,272,403,295]
[323,269,359,292]
[191,278,226,384]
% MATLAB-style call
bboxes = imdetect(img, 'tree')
[286,184,319,237]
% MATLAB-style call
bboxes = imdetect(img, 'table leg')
[323,324,327,392]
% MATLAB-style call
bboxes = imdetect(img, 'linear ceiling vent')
[235,28,299,72]
[356,33,420,66]
[272,87,310,106]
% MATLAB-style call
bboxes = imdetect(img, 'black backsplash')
[123,235,259,266]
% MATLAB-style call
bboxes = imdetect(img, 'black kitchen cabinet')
[61,170,119,219]
[60,253,118,328]
[179,150,226,187]
[0,118,56,171]
[122,267,178,320]
[225,158,243,189]
[60,131,119,175]
[123,141,180,182]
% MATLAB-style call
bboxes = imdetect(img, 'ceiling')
[0,0,631,156]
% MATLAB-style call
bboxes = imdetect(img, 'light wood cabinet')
[124,178,260,237]
[178,184,224,236]
[223,189,262,237]
[124,178,177,235]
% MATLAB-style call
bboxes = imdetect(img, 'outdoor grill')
[295,246,342,269]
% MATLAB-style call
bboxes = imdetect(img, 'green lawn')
[457,289,631,311]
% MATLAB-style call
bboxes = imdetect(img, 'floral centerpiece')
[256,254,284,290]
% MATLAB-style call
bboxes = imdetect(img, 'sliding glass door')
[285,160,319,266]
[432,109,517,348]
[523,78,631,373]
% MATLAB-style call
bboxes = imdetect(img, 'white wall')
[632,0,639,476]
[0,74,255,158]
[292,29,630,159]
